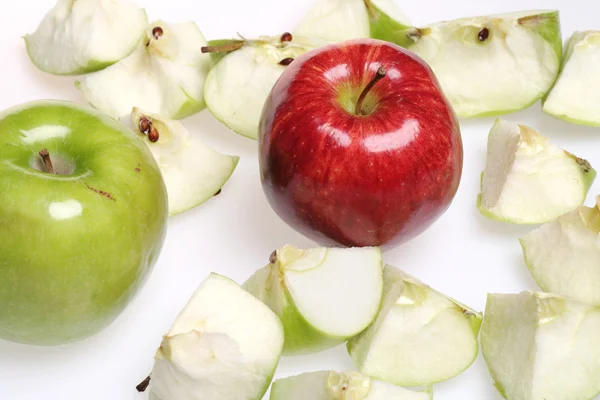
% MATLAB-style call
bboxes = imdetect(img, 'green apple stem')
[355,67,386,116]
[201,41,244,54]
[136,375,151,393]
[39,148,56,174]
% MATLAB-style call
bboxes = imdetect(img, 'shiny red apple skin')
[259,38,462,249]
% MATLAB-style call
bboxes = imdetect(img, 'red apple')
[258,38,462,249]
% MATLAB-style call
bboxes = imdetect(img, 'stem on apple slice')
[355,67,386,116]
[39,148,56,174]
[136,375,151,393]
[201,41,244,54]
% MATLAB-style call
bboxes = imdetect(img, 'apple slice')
[520,197,600,305]
[270,370,432,400]
[481,291,600,399]
[202,34,324,139]
[477,119,595,224]
[25,0,148,75]
[543,31,600,126]
[406,11,562,117]
[294,0,413,45]
[129,108,238,216]
[243,245,383,355]
[347,265,482,386]
[77,20,211,119]
[147,273,284,400]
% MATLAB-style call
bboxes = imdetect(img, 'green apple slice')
[243,245,383,355]
[24,0,148,76]
[406,10,562,117]
[520,197,600,305]
[130,108,239,216]
[148,273,284,400]
[477,119,595,224]
[347,265,482,386]
[77,20,211,119]
[203,34,324,139]
[270,370,432,400]
[543,31,600,126]
[481,291,600,399]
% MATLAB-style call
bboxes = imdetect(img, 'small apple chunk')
[130,109,238,216]
[347,265,482,386]
[478,119,595,224]
[243,245,383,355]
[270,370,432,400]
[147,273,284,400]
[520,197,600,305]
[543,31,600,126]
[25,0,147,76]
[482,291,600,400]
[77,20,211,119]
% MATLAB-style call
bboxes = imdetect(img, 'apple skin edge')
[258,38,463,248]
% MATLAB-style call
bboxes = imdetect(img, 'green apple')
[270,370,432,400]
[25,0,148,76]
[543,31,600,126]
[347,265,482,386]
[478,119,595,224]
[129,108,239,216]
[0,100,168,345]
[243,245,383,355]
[77,19,211,119]
[481,291,600,399]
[147,273,284,400]
[203,34,325,139]
[520,196,600,305]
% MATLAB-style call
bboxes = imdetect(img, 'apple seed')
[139,117,151,135]
[38,148,56,174]
[148,126,159,143]
[152,27,164,40]
[281,32,293,42]
[269,250,277,264]
[478,28,490,42]
[279,57,294,66]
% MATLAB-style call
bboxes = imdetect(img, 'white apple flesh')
[478,119,595,224]
[148,273,284,400]
[243,245,383,355]
[25,0,148,75]
[347,265,482,386]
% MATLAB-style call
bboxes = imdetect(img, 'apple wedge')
[347,265,482,386]
[481,291,600,400]
[543,31,600,126]
[477,119,595,224]
[25,0,148,75]
[147,273,284,400]
[243,245,383,355]
[77,20,211,119]
[520,197,600,305]
[270,370,432,400]
[129,109,238,216]
[202,34,324,139]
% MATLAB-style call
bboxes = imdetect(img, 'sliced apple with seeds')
[481,291,600,400]
[25,0,148,76]
[129,108,238,216]
[243,245,383,355]
[202,33,325,139]
[270,370,432,400]
[347,265,482,386]
[543,31,600,126]
[478,119,595,224]
[77,20,211,119]
[145,273,284,400]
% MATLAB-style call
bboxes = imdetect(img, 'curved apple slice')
[24,0,147,76]
[270,370,432,400]
[243,245,383,355]
[347,265,482,386]
[77,20,211,119]
[478,119,595,224]
[129,109,238,216]
[407,10,561,117]
[203,34,324,139]
[543,31,600,126]
[481,291,600,399]
[148,273,284,400]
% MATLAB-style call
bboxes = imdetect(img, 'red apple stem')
[201,41,244,53]
[355,67,386,116]
[39,148,56,174]
[136,375,151,393]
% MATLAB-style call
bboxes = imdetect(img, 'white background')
[1,0,599,399]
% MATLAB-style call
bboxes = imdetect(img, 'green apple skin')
[0,100,168,345]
